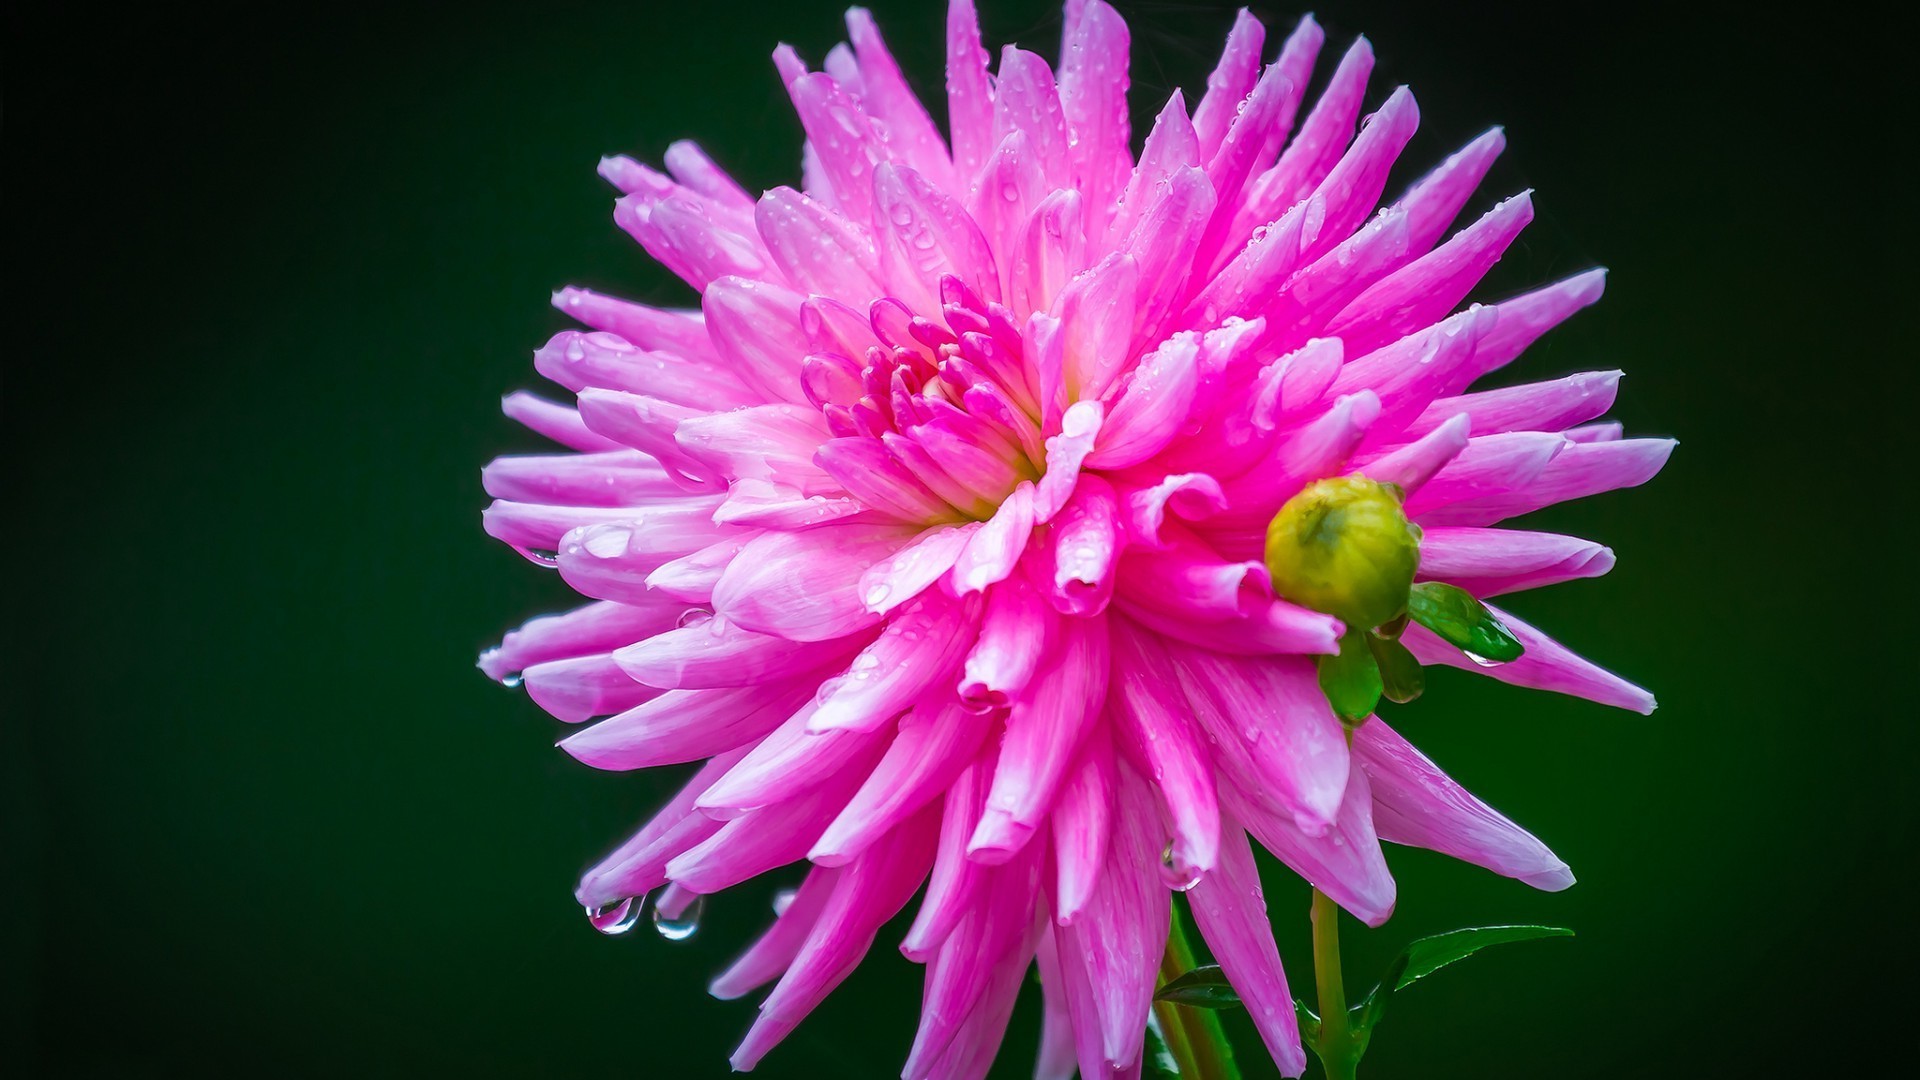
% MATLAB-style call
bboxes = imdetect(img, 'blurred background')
[8,0,1904,1075]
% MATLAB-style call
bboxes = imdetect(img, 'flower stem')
[1311,888,1360,1080]
[1155,902,1241,1079]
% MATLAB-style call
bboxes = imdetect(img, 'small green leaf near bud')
[1153,964,1245,1009]
[1367,632,1425,704]
[1406,581,1526,663]
[1265,476,1421,631]
[1318,630,1384,727]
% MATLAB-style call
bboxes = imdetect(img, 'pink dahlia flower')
[481,1,1672,1075]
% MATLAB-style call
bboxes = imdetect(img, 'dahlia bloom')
[481,1,1671,1074]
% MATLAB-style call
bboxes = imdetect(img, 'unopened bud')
[1264,475,1420,631]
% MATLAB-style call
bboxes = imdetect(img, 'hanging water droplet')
[771,889,798,917]
[501,673,524,689]
[584,896,643,935]
[1464,650,1505,668]
[1160,844,1202,892]
[653,894,705,941]
[513,545,560,568]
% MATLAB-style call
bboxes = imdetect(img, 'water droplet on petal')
[513,546,560,568]
[1160,844,1202,892]
[501,673,524,689]
[677,608,714,630]
[653,895,705,941]
[771,889,798,916]
[1464,651,1505,668]
[585,896,642,935]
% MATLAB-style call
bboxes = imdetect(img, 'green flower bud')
[1264,475,1421,631]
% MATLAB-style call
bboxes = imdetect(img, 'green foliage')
[1406,581,1525,662]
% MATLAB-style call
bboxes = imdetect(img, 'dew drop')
[513,545,560,568]
[1464,651,1505,668]
[501,673,524,689]
[585,896,643,935]
[653,895,705,941]
[771,889,798,917]
[1160,845,1202,892]
[677,608,714,630]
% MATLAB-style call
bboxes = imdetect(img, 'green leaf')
[1317,630,1382,726]
[1154,963,1244,1009]
[1406,582,1525,663]
[1394,925,1573,988]
[1366,632,1424,704]
[1356,925,1573,1033]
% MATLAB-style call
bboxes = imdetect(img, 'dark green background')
[9,1,1905,1075]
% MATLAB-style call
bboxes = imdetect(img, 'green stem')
[1155,902,1241,1079]
[1311,888,1359,1080]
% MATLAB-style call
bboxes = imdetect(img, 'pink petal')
[1327,190,1534,357]
[812,699,995,865]
[1034,400,1104,522]
[1402,602,1658,714]
[574,747,749,911]
[945,0,996,178]
[1088,332,1202,469]
[550,286,714,361]
[1114,525,1269,623]
[1416,526,1616,597]
[522,652,663,724]
[1113,594,1340,657]
[1107,621,1222,876]
[1187,809,1308,1077]
[533,328,754,409]
[711,522,916,641]
[1401,431,1569,520]
[701,276,813,406]
[709,864,843,1000]
[553,510,740,604]
[1410,437,1677,527]
[900,757,991,961]
[1226,767,1397,927]
[859,523,982,615]
[1053,759,1168,1074]
[1357,412,1471,495]
[1057,0,1131,242]
[1170,647,1350,834]
[1353,718,1573,890]
[1051,725,1118,924]
[993,47,1069,190]
[1117,472,1227,548]
[612,614,865,690]
[1189,10,1268,160]
[950,480,1037,594]
[753,186,883,303]
[482,450,681,508]
[1390,126,1508,256]
[500,390,624,453]
[970,614,1110,862]
[812,589,982,732]
[816,436,959,522]
[1043,474,1122,616]
[559,681,815,770]
[873,162,1000,314]
[784,71,890,223]
[845,8,957,190]
[1454,268,1608,390]
[479,597,683,682]
[729,805,939,1070]
[959,579,1057,711]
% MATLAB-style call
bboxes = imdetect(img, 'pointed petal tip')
[1520,865,1576,891]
